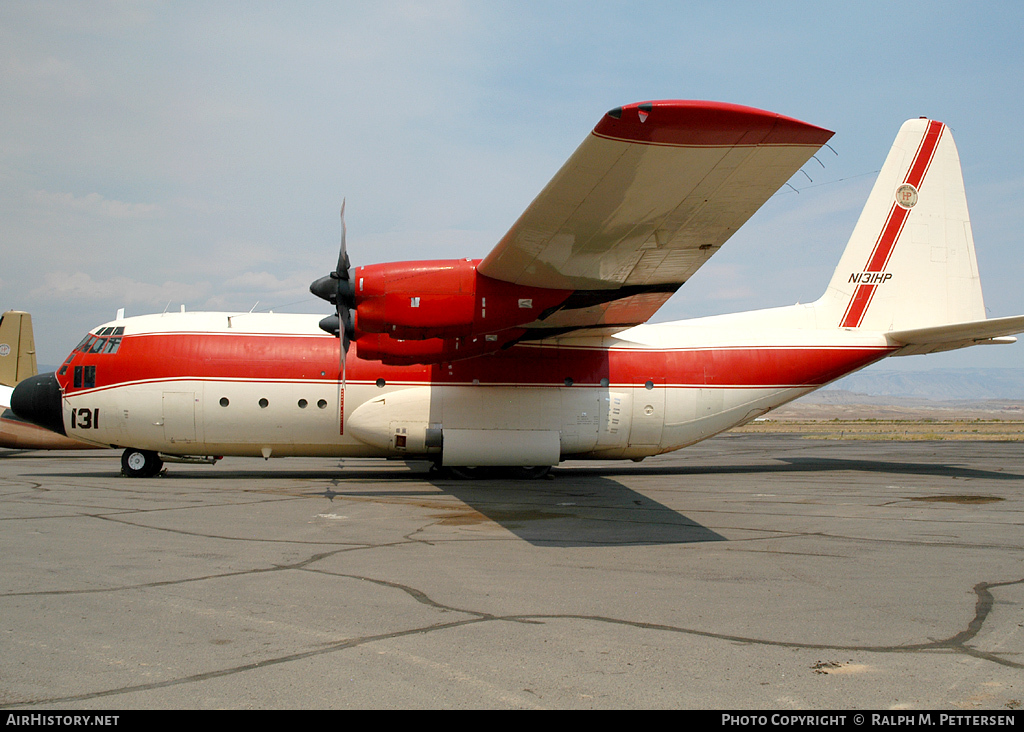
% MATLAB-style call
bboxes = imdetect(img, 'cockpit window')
[74,332,122,355]
[63,328,123,388]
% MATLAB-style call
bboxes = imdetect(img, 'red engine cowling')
[354,329,527,366]
[353,259,571,341]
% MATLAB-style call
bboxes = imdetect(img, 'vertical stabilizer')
[0,311,38,387]
[815,119,986,331]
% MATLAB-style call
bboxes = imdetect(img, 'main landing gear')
[120,448,164,478]
[431,464,553,480]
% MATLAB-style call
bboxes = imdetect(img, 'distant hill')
[810,368,1024,402]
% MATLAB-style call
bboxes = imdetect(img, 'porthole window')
[564,377,573,387]
[298,399,308,409]
[600,378,609,387]
[259,398,269,408]
[219,397,229,407]
[644,380,654,390]
[376,378,386,388]
[317,399,328,409]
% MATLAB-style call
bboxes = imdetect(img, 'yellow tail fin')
[0,311,38,387]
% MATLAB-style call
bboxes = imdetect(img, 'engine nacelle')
[354,329,526,366]
[353,259,570,341]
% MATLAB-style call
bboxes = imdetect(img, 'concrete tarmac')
[1,434,1022,709]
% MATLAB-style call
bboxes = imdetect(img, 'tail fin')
[815,118,986,332]
[0,311,38,387]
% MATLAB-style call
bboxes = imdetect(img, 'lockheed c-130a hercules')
[12,100,1024,478]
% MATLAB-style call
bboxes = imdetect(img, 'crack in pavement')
[3,568,1020,708]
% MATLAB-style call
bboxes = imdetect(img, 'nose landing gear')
[120,448,163,478]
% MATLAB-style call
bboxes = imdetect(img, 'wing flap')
[531,288,678,333]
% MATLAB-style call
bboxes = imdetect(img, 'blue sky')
[2,1,1023,371]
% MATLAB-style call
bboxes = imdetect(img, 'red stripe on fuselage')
[840,120,944,329]
[56,331,893,395]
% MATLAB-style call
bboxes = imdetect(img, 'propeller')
[310,201,356,351]
[310,202,357,430]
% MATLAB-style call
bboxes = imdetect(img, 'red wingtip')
[594,100,834,147]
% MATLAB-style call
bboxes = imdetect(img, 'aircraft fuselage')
[44,311,893,464]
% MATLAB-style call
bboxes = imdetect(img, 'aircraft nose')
[11,372,66,436]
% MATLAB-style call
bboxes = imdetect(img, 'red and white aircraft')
[12,101,1024,477]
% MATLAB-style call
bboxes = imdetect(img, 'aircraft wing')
[478,100,834,333]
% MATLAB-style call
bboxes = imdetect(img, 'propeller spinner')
[310,202,357,352]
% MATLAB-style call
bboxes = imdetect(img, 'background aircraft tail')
[815,118,987,333]
[0,310,38,387]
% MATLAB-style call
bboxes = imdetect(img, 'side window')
[72,365,97,389]
[58,354,74,376]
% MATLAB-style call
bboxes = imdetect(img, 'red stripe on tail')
[839,120,944,328]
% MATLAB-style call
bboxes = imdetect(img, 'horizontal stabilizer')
[886,314,1024,356]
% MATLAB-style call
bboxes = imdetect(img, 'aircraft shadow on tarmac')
[333,473,728,548]
[6,454,722,547]
[11,451,1023,547]
[556,457,1024,482]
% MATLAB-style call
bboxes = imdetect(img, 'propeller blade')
[339,307,354,354]
[337,202,349,433]
[336,200,350,277]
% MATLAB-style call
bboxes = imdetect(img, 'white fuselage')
[52,309,893,465]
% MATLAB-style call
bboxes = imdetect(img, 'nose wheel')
[121,448,163,478]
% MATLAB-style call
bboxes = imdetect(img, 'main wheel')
[507,466,552,480]
[443,465,488,480]
[434,465,552,480]
[121,448,163,478]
